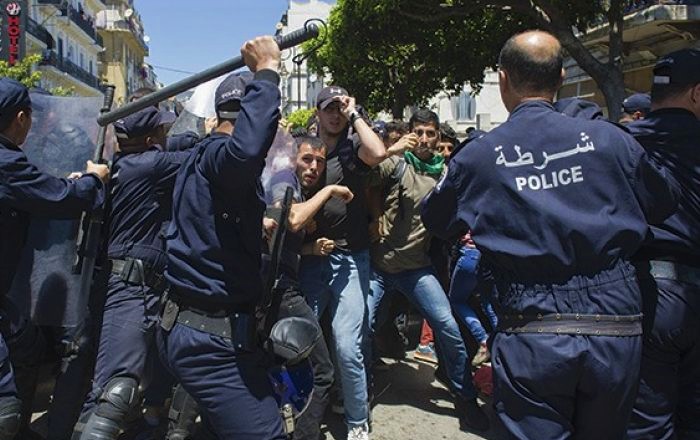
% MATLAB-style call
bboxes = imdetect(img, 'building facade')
[559,2,700,112]
[96,0,153,106]
[26,0,106,96]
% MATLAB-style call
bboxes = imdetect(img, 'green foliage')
[286,108,316,130]
[0,54,42,88]
[49,86,75,97]
[304,0,623,117]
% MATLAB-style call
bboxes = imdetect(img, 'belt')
[649,260,700,286]
[110,257,168,292]
[160,295,257,352]
[498,313,643,336]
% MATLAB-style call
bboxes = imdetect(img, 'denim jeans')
[367,266,477,400]
[449,246,498,343]
[299,250,370,428]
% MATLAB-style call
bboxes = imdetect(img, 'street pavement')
[322,354,509,440]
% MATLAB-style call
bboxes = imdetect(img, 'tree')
[306,0,630,121]
[0,54,42,88]
[0,54,75,96]
[285,108,316,130]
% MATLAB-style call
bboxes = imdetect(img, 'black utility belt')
[498,313,643,337]
[110,257,168,292]
[649,260,700,286]
[160,297,257,352]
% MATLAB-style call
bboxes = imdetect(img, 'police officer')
[619,93,651,124]
[421,31,678,439]
[0,78,108,439]
[626,48,700,440]
[157,36,287,439]
[72,106,193,440]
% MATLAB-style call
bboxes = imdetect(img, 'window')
[454,90,476,121]
[89,60,93,75]
[80,52,85,69]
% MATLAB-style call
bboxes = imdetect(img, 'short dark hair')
[296,136,326,151]
[440,123,457,145]
[409,109,439,131]
[0,106,29,132]
[651,66,697,103]
[385,121,408,137]
[499,31,563,95]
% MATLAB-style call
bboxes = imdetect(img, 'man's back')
[628,108,700,262]
[431,100,676,282]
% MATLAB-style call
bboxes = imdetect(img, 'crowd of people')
[0,28,698,440]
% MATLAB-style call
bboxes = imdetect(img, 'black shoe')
[455,397,490,432]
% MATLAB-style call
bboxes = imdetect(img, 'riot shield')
[6,93,112,327]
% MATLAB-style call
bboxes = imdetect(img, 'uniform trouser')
[43,322,96,440]
[0,335,16,400]
[628,267,700,439]
[299,250,370,428]
[80,274,160,415]
[366,266,477,400]
[275,288,334,440]
[493,260,643,439]
[157,323,285,440]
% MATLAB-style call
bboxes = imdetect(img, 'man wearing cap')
[0,77,108,439]
[620,93,651,124]
[298,85,385,440]
[626,48,700,440]
[421,30,678,439]
[157,37,287,439]
[72,106,192,440]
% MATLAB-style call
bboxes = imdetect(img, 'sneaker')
[347,423,370,440]
[455,396,490,432]
[471,342,491,367]
[413,343,438,364]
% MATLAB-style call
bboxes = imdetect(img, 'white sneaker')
[347,423,370,440]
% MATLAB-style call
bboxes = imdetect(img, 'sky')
[135,0,290,86]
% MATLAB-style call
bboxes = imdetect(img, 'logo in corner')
[6,2,21,16]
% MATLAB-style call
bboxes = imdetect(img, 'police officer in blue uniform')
[72,106,193,440]
[157,36,287,439]
[421,31,678,439]
[626,48,700,440]
[0,78,108,439]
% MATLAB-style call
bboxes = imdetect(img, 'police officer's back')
[0,77,108,440]
[626,49,700,440]
[158,37,287,439]
[422,31,678,440]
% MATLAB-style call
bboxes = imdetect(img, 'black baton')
[97,23,320,126]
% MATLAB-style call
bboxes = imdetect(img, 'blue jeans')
[299,250,370,428]
[367,266,477,400]
[449,247,498,343]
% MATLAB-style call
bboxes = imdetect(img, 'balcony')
[37,0,100,44]
[40,50,103,91]
[96,9,149,53]
[27,17,55,49]
[68,4,97,42]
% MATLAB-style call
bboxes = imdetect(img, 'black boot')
[455,396,490,432]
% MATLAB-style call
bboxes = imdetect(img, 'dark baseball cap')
[621,93,651,115]
[113,107,176,140]
[215,72,253,119]
[316,86,348,109]
[555,97,605,120]
[653,48,700,86]
[0,78,38,120]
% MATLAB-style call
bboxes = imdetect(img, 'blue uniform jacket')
[108,146,194,269]
[628,108,700,265]
[165,70,280,308]
[0,134,104,298]
[421,100,678,283]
